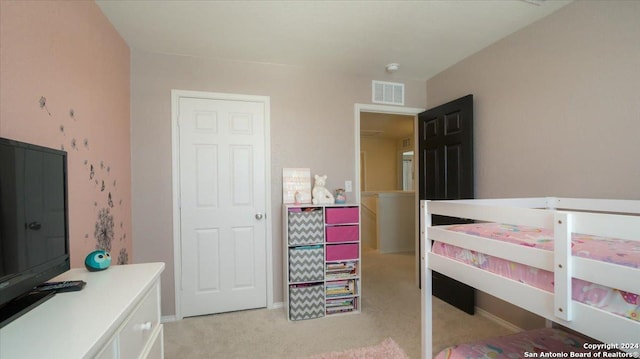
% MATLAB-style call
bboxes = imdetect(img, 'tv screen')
[0,137,70,328]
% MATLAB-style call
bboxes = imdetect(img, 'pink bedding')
[435,328,599,359]
[433,223,640,322]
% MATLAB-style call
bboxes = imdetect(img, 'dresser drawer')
[141,324,164,359]
[95,336,117,359]
[119,283,160,358]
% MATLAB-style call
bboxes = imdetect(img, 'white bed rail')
[421,198,640,359]
[554,211,572,320]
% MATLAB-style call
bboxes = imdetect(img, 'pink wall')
[0,1,131,267]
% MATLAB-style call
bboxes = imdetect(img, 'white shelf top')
[0,262,164,359]
[284,203,359,208]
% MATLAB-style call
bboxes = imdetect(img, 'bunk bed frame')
[420,197,640,359]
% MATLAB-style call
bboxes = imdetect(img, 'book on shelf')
[326,262,357,271]
[325,279,356,297]
[326,306,354,314]
[325,262,358,279]
[325,297,356,314]
[327,262,356,268]
[326,298,354,307]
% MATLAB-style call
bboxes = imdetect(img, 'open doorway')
[354,104,424,285]
[360,112,414,192]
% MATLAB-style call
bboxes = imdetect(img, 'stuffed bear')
[312,174,335,204]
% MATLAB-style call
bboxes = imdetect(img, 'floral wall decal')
[39,96,51,116]
[95,207,114,252]
[33,94,130,264]
[117,248,129,265]
[3,1,131,269]
[40,96,129,264]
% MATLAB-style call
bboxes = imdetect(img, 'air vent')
[372,81,404,106]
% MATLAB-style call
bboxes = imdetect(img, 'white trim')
[360,151,367,192]
[171,91,182,320]
[171,90,273,320]
[161,315,177,323]
[354,103,424,201]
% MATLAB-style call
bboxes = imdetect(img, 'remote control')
[34,280,86,293]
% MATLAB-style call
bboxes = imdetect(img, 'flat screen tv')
[0,137,70,328]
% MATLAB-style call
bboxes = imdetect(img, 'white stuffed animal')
[312,174,335,204]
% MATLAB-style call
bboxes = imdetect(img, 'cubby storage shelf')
[283,204,361,321]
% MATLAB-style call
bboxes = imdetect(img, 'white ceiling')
[96,0,572,81]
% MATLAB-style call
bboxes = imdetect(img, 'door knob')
[255,213,264,220]
[27,221,42,230]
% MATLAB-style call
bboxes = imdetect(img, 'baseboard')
[161,303,282,323]
[475,307,523,333]
[161,315,177,323]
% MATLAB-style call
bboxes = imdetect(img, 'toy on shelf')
[312,174,335,204]
[85,250,112,272]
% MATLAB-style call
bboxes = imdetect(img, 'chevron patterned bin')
[289,283,325,320]
[289,246,324,282]
[288,210,323,245]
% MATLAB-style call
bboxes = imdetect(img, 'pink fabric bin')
[326,225,359,243]
[326,244,359,261]
[325,207,359,224]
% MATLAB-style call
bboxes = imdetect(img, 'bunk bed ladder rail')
[553,211,572,321]
[420,200,433,359]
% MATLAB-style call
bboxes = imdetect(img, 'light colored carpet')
[164,248,515,358]
[301,338,409,359]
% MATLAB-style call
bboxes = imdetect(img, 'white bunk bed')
[420,197,640,358]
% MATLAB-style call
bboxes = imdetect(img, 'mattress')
[435,328,598,359]
[433,223,640,322]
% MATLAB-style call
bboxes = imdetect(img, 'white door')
[178,96,267,317]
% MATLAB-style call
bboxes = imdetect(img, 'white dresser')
[0,262,165,359]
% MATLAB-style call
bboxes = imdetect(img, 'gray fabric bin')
[289,246,324,282]
[288,210,323,245]
[289,284,324,320]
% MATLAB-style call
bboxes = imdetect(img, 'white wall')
[375,192,415,254]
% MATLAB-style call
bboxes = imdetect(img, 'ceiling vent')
[372,80,404,106]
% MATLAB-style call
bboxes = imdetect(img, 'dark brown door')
[418,94,475,314]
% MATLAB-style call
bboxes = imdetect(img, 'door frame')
[354,103,424,285]
[171,90,273,320]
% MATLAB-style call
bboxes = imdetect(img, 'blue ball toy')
[85,250,112,272]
